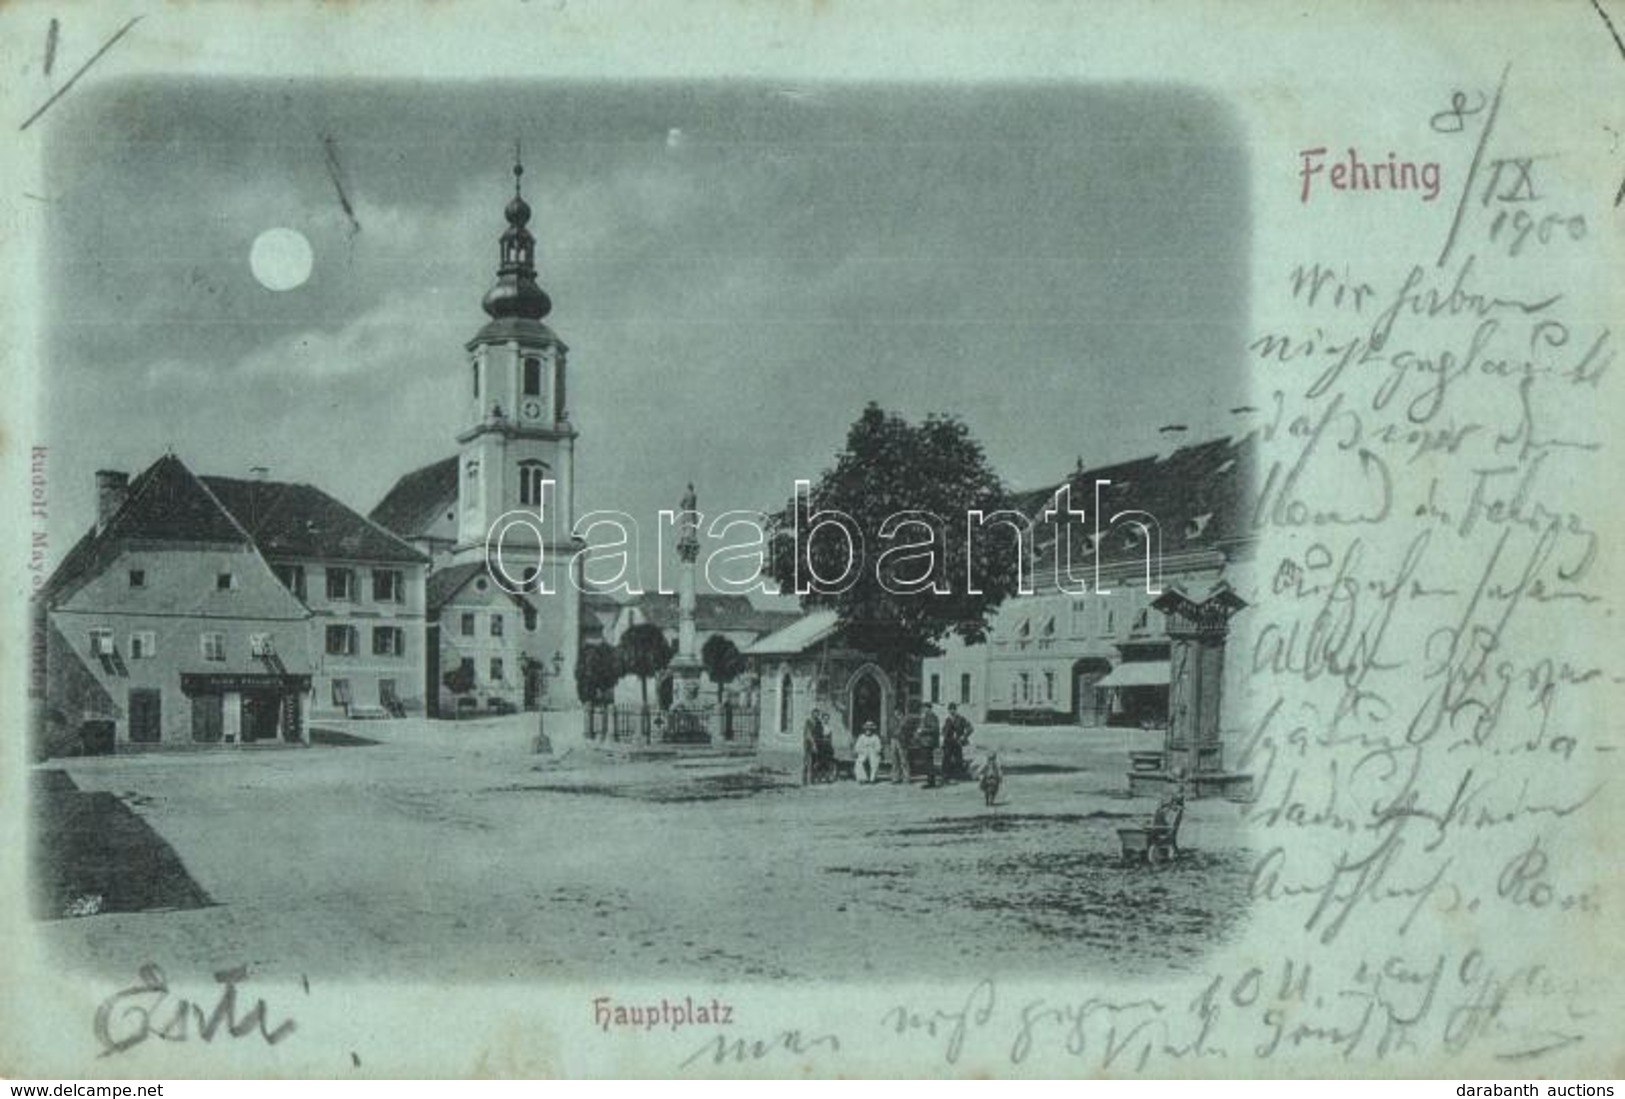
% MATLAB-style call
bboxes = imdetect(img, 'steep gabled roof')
[370,456,458,540]
[38,454,255,607]
[202,475,427,565]
[1024,433,1256,578]
[425,562,488,613]
[425,561,537,616]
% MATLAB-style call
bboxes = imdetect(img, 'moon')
[249,228,314,291]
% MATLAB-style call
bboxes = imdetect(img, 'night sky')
[42,79,1249,582]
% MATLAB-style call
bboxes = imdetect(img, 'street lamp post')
[534,649,565,755]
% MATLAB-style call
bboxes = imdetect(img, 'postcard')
[1,0,1621,1079]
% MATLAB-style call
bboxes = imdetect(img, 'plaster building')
[32,453,427,755]
[921,432,1257,734]
[427,561,547,716]
[746,609,902,775]
[372,158,583,712]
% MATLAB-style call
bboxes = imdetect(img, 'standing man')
[942,702,973,780]
[918,703,941,789]
[889,706,914,784]
[802,708,829,785]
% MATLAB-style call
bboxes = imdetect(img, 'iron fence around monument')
[585,704,759,747]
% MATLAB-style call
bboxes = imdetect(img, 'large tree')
[766,402,1021,675]
[574,642,621,707]
[701,633,748,706]
[616,622,672,713]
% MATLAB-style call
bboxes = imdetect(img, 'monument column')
[669,483,705,709]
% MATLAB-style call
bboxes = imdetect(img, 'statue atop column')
[677,482,700,563]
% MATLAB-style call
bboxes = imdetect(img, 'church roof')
[464,317,564,351]
[202,475,428,565]
[370,455,458,539]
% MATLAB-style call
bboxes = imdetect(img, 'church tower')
[453,153,580,700]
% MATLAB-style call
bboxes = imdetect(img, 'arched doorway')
[845,664,891,742]
[1072,657,1112,727]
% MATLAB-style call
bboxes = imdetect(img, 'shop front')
[179,672,313,746]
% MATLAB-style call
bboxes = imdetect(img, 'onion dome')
[481,154,552,321]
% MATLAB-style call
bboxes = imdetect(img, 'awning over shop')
[1096,661,1171,689]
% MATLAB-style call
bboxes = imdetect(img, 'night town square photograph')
[28,78,1259,983]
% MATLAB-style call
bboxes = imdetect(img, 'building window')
[523,604,537,632]
[89,628,115,656]
[130,631,156,660]
[471,360,480,398]
[201,632,226,662]
[128,568,146,588]
[1071,599,1090,637]
[460,612,476,637]
[1101,608,1116,638]
[490,614,504,638]
[372,569,403,603]
[216,572,235,591]
[554,355,567,419]
[778,672,794,734]
[372,626,404,657]
[960,673,972,705]
[1018,671,1032,704]
[249,633,275,657]
[274,563,306,599]
[519,461,548,507]
[1131,606,1151,634]
[929,673,941,704]
[332,678,352,707]
[490,657,504,682]
[1044,670,1056,703]
[326,568,355,602]
[325,625,357,656]
[459,657,477,686]
[523,356,542,397]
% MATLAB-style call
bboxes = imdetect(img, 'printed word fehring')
[1299,147,1442,203]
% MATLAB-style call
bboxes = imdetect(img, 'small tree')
[575,643,620,708]
[701,633,748,707]
[442,662,475,718]
[617,622,672,714]
[765,402,1020,677]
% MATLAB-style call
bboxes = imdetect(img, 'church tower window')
[472,361,480,398]
[519,460,548,507]
[523,357,542,397]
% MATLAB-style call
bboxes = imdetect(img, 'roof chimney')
[95,470,128,532]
